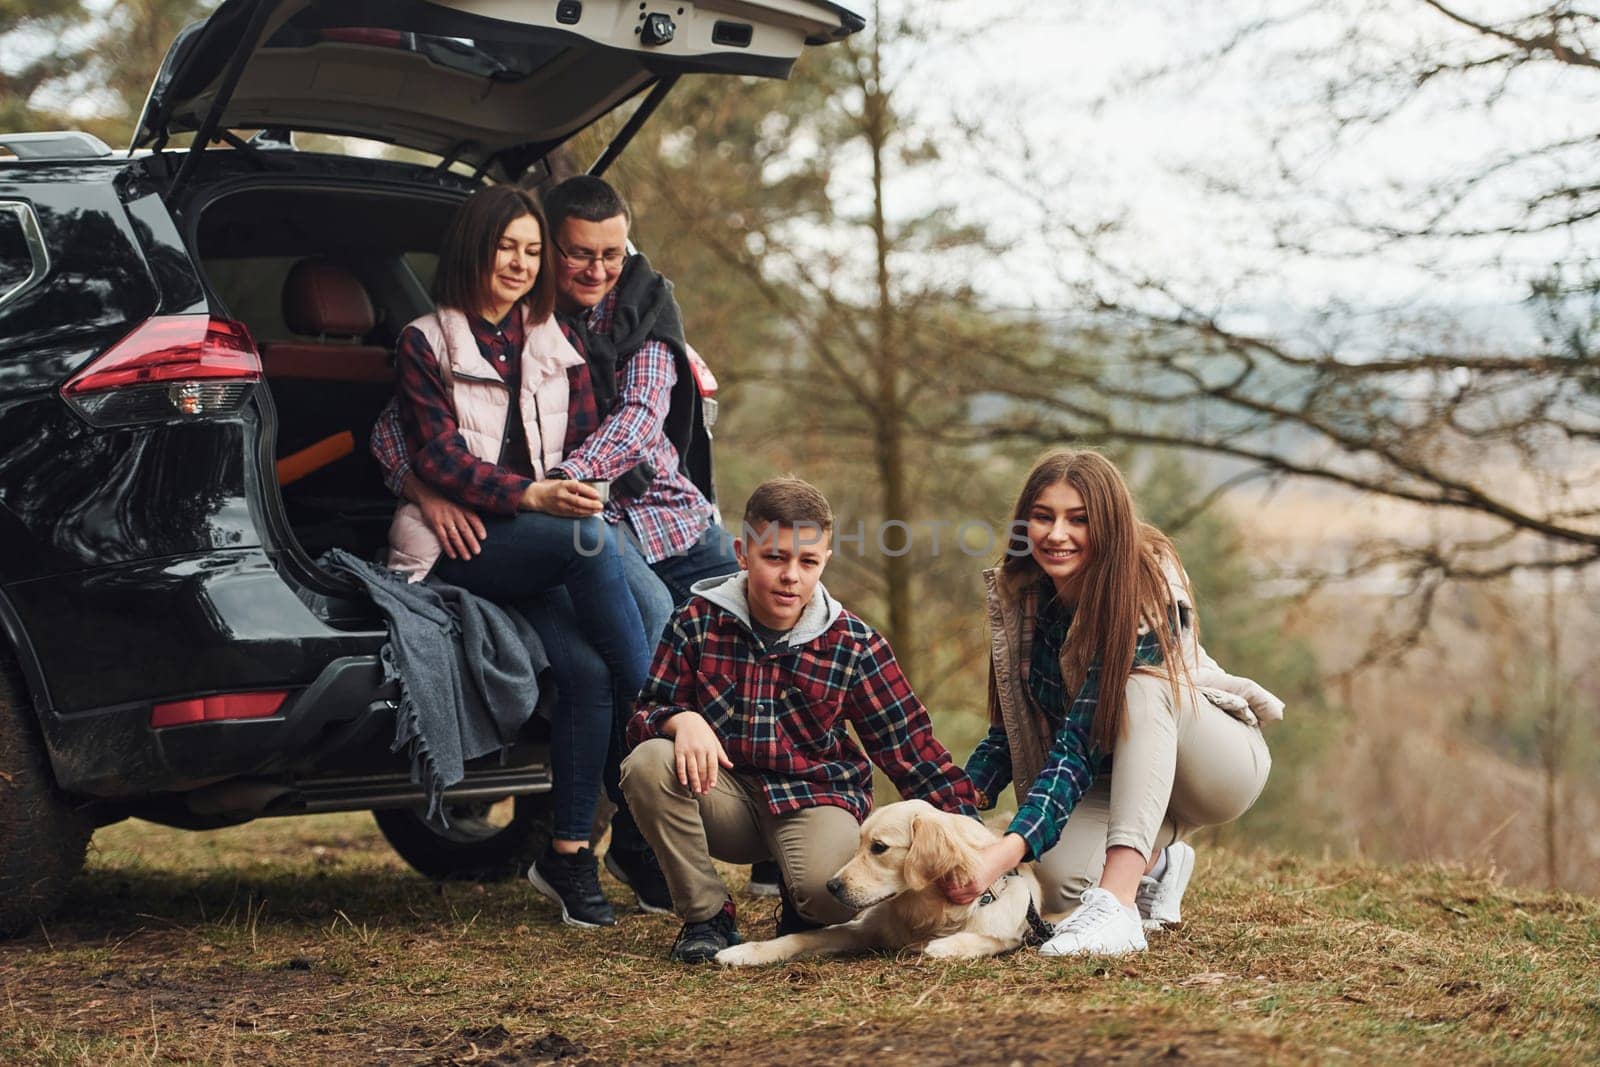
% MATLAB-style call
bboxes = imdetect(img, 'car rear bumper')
[0,547,392,794]
[37,653,393,796]
[3,548,382,714]
[41,647,554,801]
[4,547,555,801]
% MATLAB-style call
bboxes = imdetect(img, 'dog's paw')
[922,933,1006,960]
[714,942,769,967]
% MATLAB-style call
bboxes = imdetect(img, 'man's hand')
[663,711,732,796]
[943,832,1028,905]
[404,474,486,560]
[520,479,604,518]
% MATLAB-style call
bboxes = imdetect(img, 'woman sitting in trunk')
[387,184,650,929]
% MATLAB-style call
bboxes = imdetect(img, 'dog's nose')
[825,876,845,901]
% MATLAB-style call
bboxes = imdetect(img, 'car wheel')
[0,657,91,937]
[374,792,553,882]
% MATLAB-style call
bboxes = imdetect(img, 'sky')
[9,0,1595,340]
[887,0,1599,332]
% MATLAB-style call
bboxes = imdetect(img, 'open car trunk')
[145,0,862,622]
[194,174,469,582]
[136,0,863,183]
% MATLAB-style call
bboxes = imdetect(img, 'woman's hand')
[663,711,732,796]
[406,474,486,560]
[943,833,1028,905]
[520,479,604,517]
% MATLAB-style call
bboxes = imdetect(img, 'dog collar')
[1023,899,1052,947]
[977,871,1052,946]
[977,870,1018,907]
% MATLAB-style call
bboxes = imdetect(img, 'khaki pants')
[1034,673,1271,912]
[620,738,860,924]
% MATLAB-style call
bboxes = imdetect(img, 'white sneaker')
[1039,887,1147,956]
[1135,841,1195,932]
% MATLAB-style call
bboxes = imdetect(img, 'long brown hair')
[433,185,556,323]
[1000,450,1191,753]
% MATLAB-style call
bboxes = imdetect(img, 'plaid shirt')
[628,593,979,821]
[377,313,598,508]
[552,289,714,564]
[966,584,1165,860]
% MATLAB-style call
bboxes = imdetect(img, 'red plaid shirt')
[627,593,979,821]
[388,312,598,513]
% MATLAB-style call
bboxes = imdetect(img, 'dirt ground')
[2,813,1596,1065]
[1,922,1293,1067]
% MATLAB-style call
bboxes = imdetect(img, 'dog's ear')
[904,813,976,892]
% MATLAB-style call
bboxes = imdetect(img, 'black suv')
[0,0,860,934]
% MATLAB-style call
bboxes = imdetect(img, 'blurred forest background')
[4,0,1597,892]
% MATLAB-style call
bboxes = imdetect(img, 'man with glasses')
[533,175,743,918]
[539,175,737,603]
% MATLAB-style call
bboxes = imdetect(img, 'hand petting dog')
[942,832,1029,906]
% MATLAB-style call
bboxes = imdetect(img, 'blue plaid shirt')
[966,585,1165,860]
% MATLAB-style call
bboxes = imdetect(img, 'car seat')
[259,258,398,559]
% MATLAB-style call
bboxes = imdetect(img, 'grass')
[0,814,1596,1065]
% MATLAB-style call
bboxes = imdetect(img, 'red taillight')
[684,343,718,399]
[61,315,261,427]
[151,691,288,729]
[684,343,718,429]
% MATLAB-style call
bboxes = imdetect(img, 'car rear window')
[204,257,303,342]
[403,252,438,295]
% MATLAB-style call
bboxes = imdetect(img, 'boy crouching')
[620,477,978,962]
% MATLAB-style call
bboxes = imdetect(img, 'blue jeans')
[649,521,740,604]
[605,521,741,856]
[435,512,649,843]
[621,531,674,648]
[605,532,674,854]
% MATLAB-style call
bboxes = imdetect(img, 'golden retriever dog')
[715,799,1049,965]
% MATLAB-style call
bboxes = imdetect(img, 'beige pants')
[620,737,860,924]
[1034,672,1271,912]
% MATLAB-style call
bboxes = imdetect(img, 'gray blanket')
[319,549,547,826]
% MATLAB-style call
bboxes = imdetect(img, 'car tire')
[0,657,91,937]
[374,791,554,882]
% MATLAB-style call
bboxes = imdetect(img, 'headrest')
[282,258,375,338]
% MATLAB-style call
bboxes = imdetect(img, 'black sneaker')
[746,859,782,897]
[776,884,823,937]
[528,847,617,928]
[604,846,674,915]
[669,898,741,963]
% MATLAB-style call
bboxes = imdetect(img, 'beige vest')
[983,559,1283,808]
[387,306,585,581]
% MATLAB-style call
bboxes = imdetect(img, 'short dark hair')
[743,477,834,536]
[543,174,631,237]
[433,185,555,323]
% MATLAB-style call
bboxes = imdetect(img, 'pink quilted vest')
[387,306,584,581]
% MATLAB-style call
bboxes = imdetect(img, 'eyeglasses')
[555,243,628,270]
